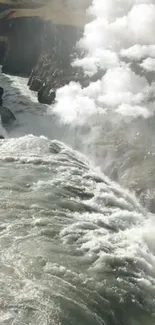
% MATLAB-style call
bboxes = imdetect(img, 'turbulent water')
[0,0,155,324]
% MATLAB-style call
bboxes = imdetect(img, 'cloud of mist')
[50,0,155,124]
[47,0,155,190]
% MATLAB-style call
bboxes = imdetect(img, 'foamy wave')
[0,135,154,324]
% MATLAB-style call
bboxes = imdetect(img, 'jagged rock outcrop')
[27,48,104,105]
[25,21,88,104]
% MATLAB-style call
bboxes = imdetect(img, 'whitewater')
[0,0,155,324]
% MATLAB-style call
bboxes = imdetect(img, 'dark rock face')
[0,87,4,95]
[0,87,4,106]
[0,135,4,139]
[25,22,85,104]
[2,17,43,76]
[0,41,7,65]
[0,105,16,126]
[0,86,15,126]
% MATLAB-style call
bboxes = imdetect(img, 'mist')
[47,0,155,211]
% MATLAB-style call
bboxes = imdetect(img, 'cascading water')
[0,0,155,324]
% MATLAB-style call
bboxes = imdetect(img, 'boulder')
[29,77,43,92]
[0,105,16,126]
[38,84,56,105]
[0,135,4,139]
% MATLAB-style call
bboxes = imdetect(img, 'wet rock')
[38,84,56,105]
[29,77,43,92]
[0,135,4,139]
[27,53,55,89]
[0,105,16,126]
[25,23,85,104]
[0,87,4,106]
[27,50,93,104]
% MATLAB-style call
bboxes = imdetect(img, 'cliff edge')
[0,0,91,103]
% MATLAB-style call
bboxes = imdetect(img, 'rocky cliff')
[0,0,91,104]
